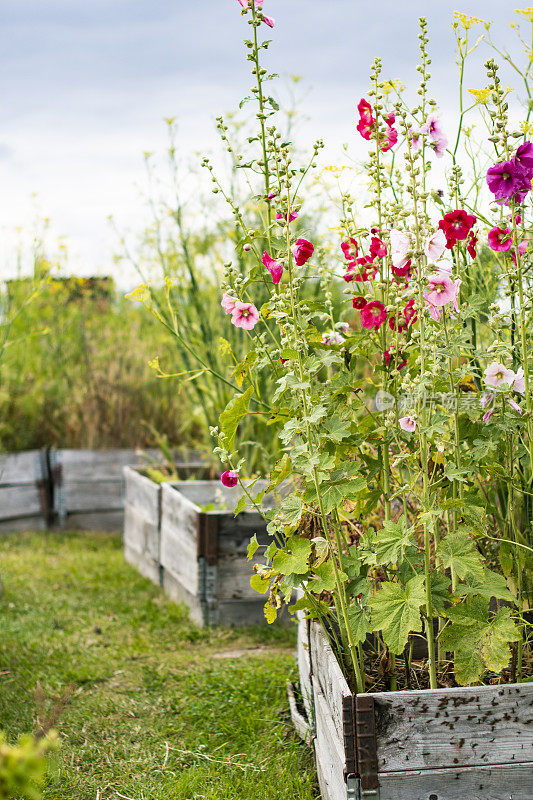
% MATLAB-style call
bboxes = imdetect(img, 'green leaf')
[457,569,517,603]
[321,477,366,514]
[369,575,425,654]
[347,602,371,645]
[277,496,303,527]
[234,494,247,517]
[267,453,292,492]
[250,574,270,594]
[436,530,485,582]
[439,596,520,685]
[374,516,414,565]
[323,417,351,443]
[272,535,311,575]
[247,534,259,561]
[308,561,346,593]
[429,570,451,614]
[279,348,299,361]
[218,386,254,449]
[264,601,277,624]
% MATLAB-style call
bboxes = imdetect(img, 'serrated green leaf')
[374,516,414,565]
[436,530,485,582]
[429,570,451,614]
[272,535,311,575]
[307,561,346,593]
[321,477,366,513]
[247,533,259,561]
[277,495,303,527]
[234,494,247,517]
[457,569,517,603]
[267,453,292,492]
[347,602,371,645]
[324,417,351,443]
[439,596,520,684]
[369,575,425,654]
[218,386,254,450]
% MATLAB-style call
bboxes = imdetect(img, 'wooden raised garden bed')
[291,616,533,800]
[0,449,51,532]
[159,480,275,626]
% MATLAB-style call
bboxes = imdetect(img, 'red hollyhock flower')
[392,260,412,278]
[384,348,407,370]
[353,256,378,282]
[369,236,387,259]
[381,112,398,152]
[438,210,477,248]
[341,238,358,260]
[487,226,512,253]
[356,98,375,141]
[403,298,417,326]
[360,300,387,330]
[467,230,478,259]
[352,296,367,309]
[292,238,314,266]
[388,313,408,332]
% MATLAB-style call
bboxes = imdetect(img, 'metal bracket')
[197,513,218,565]
[355,696,379,792]
[346,776,380,800]
[197,514,219,625]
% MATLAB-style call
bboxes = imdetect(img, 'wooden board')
[0,449,49,527]
[64,510,124,531]
[378,762,533,800]
[310,621,350,742]
[0,450,44,485]
[124,544,161,586]
[162,569,204,627]
[160,483,201,598]
[297,614,314,723]
[314,685,349,800]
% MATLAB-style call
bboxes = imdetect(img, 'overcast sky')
[0,0,519,283]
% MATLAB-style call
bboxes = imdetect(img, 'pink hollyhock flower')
[480,393,495,409]
[509,397,522,414]
[276,211,298,223]
[352,296,367,309]
[438,210,477,248]
[467,230,478,259]
[512,240,528,265]
[231,301,260,330]
[221,470,239,488]
[369,236,387,259]
[422,115,448,158]
[267,191,277,200]
[424,272,459,307]
[483,408,495,424]
[390,229,411,270]
[403,298,417,326]
[425,302,442,322]
[510,367,526,395]
[221,293,237,314]
[399,415,416,433]
[424,229,447,262]
[341,238,358,260]
[451,278,461,313]
[381,112,398,152]
[360,300,387,330]
[322,331,345,345]
[487,160,530,201]
[292,238,314,266]
[514,141,533,175]
[356,98,375,140]
[488,226,513,253]
[262,251,283,284]
[263,14,275,27]
[484,362,515,388]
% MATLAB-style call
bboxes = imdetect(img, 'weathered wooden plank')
[217,514,271,554]
[314,685,349,800]
[214,598,267,626]
[216,554,260,600]
[59,480,124,512]
[378,762,533,800]
[161,568,204,627]
[297,614,314,722]
[310,621,350,743]
[123,467,160,519]
[0,485,43,520]
[124,544,160,586]
[287,680,312,745]
[64,510,124,531]
[368,682,533,772]
[123,505,159,562]
[0,516,46,533]
[56,449,141,481]
[0,450,44,486]
[160,483,200,597]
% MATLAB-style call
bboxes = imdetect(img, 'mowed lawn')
[0,532,318,799]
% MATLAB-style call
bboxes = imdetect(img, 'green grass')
[0,532,318,799]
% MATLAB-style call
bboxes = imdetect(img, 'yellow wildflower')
[125,283,150,302]
[516,7,533,21]
[453,11,485,29]
[468,87,491,104]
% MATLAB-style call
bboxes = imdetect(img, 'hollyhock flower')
[262,251,283,284]
[438,210,477,248]
[484,362,515,389]
[221,293,237,314]
[480,393,495,409]
[488,226,513,253]
[341,238,358,260]
[263,14,275,27]
[292,238,314,266]
[231,301,260,330]
[360,300,387,330]
[483,408,495,424]
[422,115,448,158]
[353,256,377,282]
[509,397,522,414]
[356,99,375,140]
[451,278,462,313]
[322,331,345,345]
[384,349,407,370]
[424,229,447,262]
[392,262,412,278]
[390,229,411,270]
[279,356,287,365]
[487,160,529,201]
[399,415,416,433]
[410,128,422,151]
[267,191,277,200]
[512,240,528,265]
[514,141,533,174]
[388,313,407,332]
[403,298,417,326]
[424,272,459,307]
[381,112,398,152]
[369,236,387,259]
[276,211,298,224]
[467,230,478,259]
[510,367,526,395]
[352,296,367,309]
[221,470,238,488]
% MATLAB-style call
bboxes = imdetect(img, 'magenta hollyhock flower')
[262,251,283,284]
[514,141,533,174]
[292,238,314,266]
[221,470,239,488]
[399,415,416,433]
[221,293,237,314]
[384,349,407,370]
[512,240,528,265]
[390,229,411,270]
[369,236,387,259]
[438,210,477,248]
[483,408,495,424]
[424,229,447,262]
[388,312,407,332]
[276,211,298,224]
[360,300,387,330]
[381,112,398,152]
[467,230,478,259]
[352,296,367,309]
[488,226,513,253]
[484,362,515,389]
[424,272,459,308]
[263,14,275,27]
[352,256,377,282]
[510,367,526,395]
[341,238,358,260]
[403,298,417,326]
[487,160,530,201]
[356,98,375,140]
[509,397,522,414]
[231,301,260,330]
